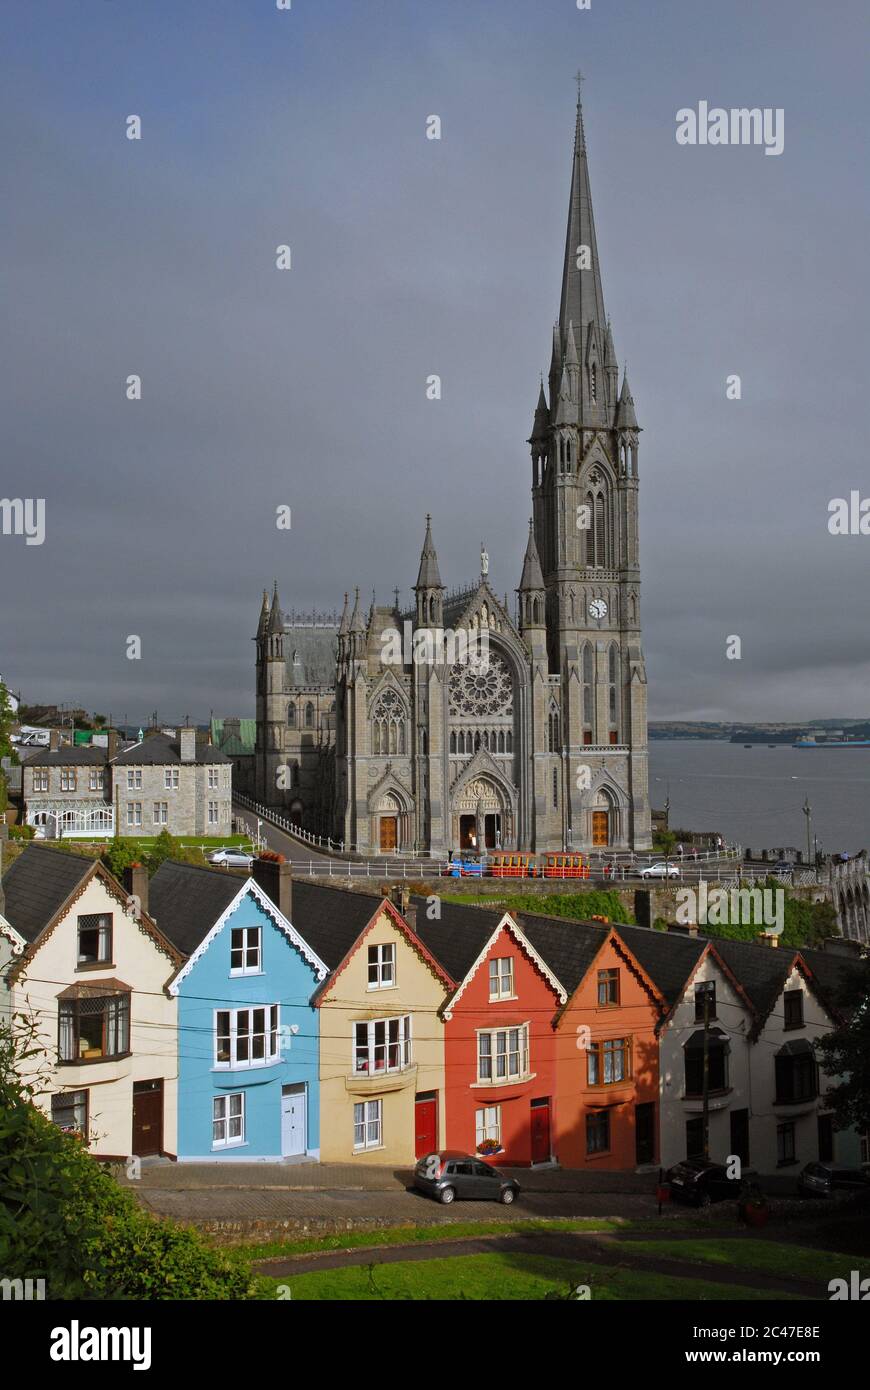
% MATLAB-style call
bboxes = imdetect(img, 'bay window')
[353,1016,411,1073]
[477,1025,529,1083]
[215,1005,280,1068]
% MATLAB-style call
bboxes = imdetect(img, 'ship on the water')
[793,735,870,748]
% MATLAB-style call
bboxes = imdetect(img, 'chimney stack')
[389,884,416,930]
[49,728,60,751]
[179,727,196,762]
[252,852,293,920]
[123,862,149,917]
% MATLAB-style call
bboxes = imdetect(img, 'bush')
[9,824,35,840]
[0,1017,259,1300]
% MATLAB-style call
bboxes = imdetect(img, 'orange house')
[518,916,666,1169]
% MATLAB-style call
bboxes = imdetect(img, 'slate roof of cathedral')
[283,627,338,688]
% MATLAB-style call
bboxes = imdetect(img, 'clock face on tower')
[588,598,608,621]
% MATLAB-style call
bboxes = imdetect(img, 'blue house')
[149,857,326,1161]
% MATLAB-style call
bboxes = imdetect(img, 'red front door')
[530,1099,551,1164]
[415,1093,437,1158]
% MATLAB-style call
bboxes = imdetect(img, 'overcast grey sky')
[1,0,867,724]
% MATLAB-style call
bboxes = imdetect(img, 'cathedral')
[254,93,652,856]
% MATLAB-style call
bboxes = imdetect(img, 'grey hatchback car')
[413,1151,520,1205]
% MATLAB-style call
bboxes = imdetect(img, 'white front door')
[281,1084,306,1157]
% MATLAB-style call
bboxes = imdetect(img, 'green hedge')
[0,1023,259,1300]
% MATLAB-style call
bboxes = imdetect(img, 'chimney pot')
[252,854,293,920]
[123,862,149,917]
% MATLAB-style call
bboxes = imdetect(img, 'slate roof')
[113,732,230,766]
[410,897,504,983]
[1,845,94,944]
[611,923,706,1006]
[515,914,610,995]
[23,746,107,767]
[148,861,244,955]
[288,880,383,970]
[283,628,338,689]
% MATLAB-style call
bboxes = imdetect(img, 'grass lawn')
[242,1216,701,1263]
[626,1237,856,1286]
[262,1253,805,1302]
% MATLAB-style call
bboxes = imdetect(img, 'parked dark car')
[413,1151,520,1205]
[797,1162,870,1198]
[666,1158,743,1207]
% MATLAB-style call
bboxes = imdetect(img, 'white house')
[1,845,182,1159]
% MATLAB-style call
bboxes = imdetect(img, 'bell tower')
[528,83,651,850]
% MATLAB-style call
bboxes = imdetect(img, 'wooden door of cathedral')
[592,811,609,846]
[380,817,398,851]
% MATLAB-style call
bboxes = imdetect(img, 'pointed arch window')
[608,644,620,733]
[590,362,597,403]
[371,687,407,758]
[304,702,315,728]
[287,702,296,728]
[548,702,561,754]
[582,643,594,734]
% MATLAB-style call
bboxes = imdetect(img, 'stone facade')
[254,94,652,856]
[23,732,232,840]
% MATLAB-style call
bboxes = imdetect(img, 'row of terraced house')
[0,844,866,1175]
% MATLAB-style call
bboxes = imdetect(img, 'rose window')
[448,653,513,718]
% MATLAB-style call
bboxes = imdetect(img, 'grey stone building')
[254,94,652,856]
[113,730,232,838]
[23,730,232,839]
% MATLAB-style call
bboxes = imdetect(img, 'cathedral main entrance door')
[484,813,501,849]
[459,815,477,850]
[592,810,609,846]
[380,816,398,851]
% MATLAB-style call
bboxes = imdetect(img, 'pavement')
[122,1160,672,1231]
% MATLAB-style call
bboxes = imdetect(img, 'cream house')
[288,882,454,1164]
[1,845,181,1159]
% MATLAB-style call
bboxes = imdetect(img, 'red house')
[415,902,566,1165]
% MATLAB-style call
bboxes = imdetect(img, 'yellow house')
[1,846,181,1160]
[289,882,454,1164]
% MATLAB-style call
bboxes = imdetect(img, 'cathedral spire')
[256,587,270,639]
[617,369,638,429]
[338,591,349,636]
[267,580,283,635]
[414,513,443,590]
[559,81,608,422]
[518,519,545,592]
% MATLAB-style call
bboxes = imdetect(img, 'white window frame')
[230,926,262,976]
[126,768,142,790]
[212,1093,245,1149]
[88,769,104,792]
[353,1099,382,1151]
[153,801,168,824]
[475,1104,501,1147]
[60,768,76,792]
[126,802,142,828]
[367,942,395,990]
[214,1005,280,1069]
[488,956,515,1000]
[33,769,49,792]
[164,768,179,790]
[477,1024,530,1084]
[208,766,219,789]
[207,799,219,825]
[353,1015,411,1074]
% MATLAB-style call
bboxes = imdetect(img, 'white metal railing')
[234,793,347,855]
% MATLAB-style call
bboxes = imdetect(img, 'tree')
[147,828,175,870]
[815,956,870,1140]
[0,681,17,815]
